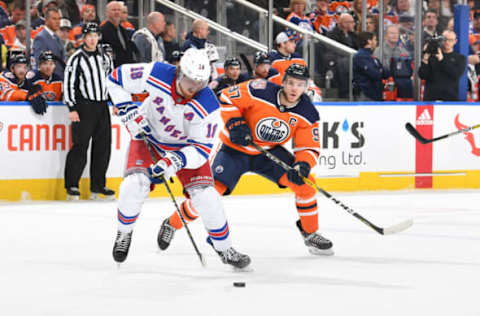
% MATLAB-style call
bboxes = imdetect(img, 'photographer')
[418,30,466,101]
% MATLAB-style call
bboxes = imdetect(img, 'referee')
[64,22,115,200]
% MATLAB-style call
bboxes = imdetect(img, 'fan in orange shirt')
[157,64,334,256]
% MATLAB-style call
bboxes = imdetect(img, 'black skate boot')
[91,187,115,200]
[157,218,176,250]
[207,237,251,270]
[66,187,80,201]
[296,220,334,256]
[112,230,133,263]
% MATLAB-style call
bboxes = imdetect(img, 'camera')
[424,35,445,55]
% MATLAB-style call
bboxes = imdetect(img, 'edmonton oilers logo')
[255,117,290,143]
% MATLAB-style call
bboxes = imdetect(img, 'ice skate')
[207,237,251,270]
[296,220,334,256]
[157,218,176,250]
[90,187,116,200]
[112,230,133,264]
[66,187,80,201]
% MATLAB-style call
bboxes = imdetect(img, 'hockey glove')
[147,151,186,182]
[287,161,311,185]
[226,117,252,146]
[117,103,152,139]
[26,84,48,115]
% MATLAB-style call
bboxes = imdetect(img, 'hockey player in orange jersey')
[0,54,47,114]
[158,64,334,256]
[31,50,63,101]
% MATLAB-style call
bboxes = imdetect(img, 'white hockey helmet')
[179,48,211,89]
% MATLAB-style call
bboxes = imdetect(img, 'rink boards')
[1,101,480,201]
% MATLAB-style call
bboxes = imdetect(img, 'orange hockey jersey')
[31,70,63,101]
[0,70,35,101]
[218,79,320,168]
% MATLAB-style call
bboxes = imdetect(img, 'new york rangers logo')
[255,117,290,143]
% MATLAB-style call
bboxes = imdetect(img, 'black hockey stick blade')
[406,122,480,144]
[405,123,430,144]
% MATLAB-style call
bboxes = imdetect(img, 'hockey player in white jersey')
[106,48,251,269]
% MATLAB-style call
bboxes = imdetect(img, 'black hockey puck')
[233,282,246,287]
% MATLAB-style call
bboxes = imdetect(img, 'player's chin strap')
[142,137,206,267]
[246,136,413,235]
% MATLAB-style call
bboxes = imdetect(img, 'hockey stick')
[249,141,413,235]
[405,122,480,144]
[239,53,253,78]
[143,137,206,266]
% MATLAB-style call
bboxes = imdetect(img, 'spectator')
[58,18,75,58]
[32,0,58,29]
[181,19,220,79]
[120,2,135,39]
[0,54,47,114]
[0,0,25,28]
[326,13,358,98]
[12,20,27,51]
[374,24,409,69]
[32,8,65,79]
[132,11,166,63]
[100,1,137,67]
[69,3,97,48]
[374,24,412,99]
[181,18,209,51]
[419,30,467,101]
[446,17,454,32]
[327,13,357,49]
[63,22,115,200]
[423,9,439,44]
[162,21,181,63]
[310,0,336,34]
[32,50,62,101]
[350,0,362,32]
[208,57,250,95]
[353,31,388,101]
[286,0,314,47]
[393,0,413,17]
[366,14,378,36]
[472,12,480,34]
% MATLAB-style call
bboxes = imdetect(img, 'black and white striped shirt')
[63,46,113,110]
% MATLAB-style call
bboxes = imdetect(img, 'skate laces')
[305,232,329,245]
[115,232,131,251]
[222,247,243,262]
[160,221,175,242]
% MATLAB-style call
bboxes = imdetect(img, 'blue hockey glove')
[287,161,311,185]
[226,117,252,146]
[117,103,151,139]
[147,151,186,182]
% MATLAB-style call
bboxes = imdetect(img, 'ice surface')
[1,190,479,316]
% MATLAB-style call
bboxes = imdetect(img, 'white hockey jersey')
[107,62,220,170]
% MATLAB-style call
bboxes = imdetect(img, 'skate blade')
[308,247,334,256]
[90,193,115,201]
[233,265,254,272]
[67,195,79,201]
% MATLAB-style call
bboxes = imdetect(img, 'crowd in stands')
[0,0,478,106]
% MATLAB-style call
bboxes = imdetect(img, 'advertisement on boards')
[0,103,129,180]
[313,105,416,176]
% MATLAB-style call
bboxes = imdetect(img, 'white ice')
[1,190,479,316]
